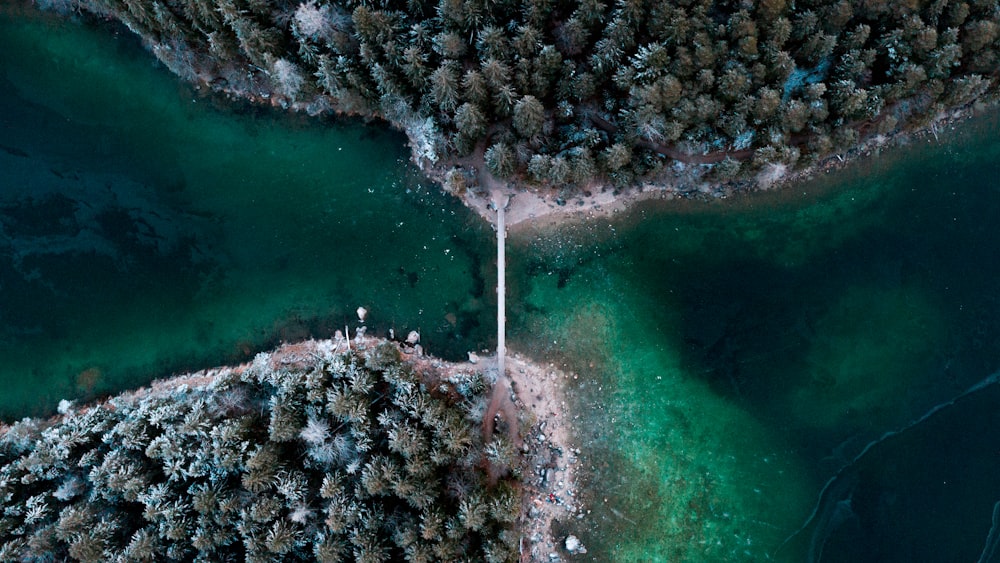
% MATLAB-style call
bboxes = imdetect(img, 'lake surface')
[0,7,495,417]
[507,110,1000,560]
[4,5,1000,561]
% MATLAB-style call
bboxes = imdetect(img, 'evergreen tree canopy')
[64,0,1000,192]
[0,341,518,562]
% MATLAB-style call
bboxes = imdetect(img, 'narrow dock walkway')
[481,195,518,449]
[495,196,506,380]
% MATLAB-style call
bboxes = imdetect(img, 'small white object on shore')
[356,306,367,322]
[565,535,586,554]
[406,330,420,344]
[468,351,479,364]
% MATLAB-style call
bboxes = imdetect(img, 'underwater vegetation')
[0,340,519,562]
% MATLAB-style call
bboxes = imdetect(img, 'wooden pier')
[495,196,506,379]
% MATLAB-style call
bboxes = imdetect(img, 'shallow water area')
[509,109,1000,560]
[0,5,494,418]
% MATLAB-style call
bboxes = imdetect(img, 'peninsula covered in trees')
[0,340,521,562]
[44,0,1000,197]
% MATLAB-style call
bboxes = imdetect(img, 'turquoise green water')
[0,8,494,417]
[6,4,1000,561]
[508,112,1000,560]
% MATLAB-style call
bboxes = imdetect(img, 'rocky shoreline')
[368,339,591,561]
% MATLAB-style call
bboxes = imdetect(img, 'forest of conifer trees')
[0,342,519,562]
[45,0,1000,192]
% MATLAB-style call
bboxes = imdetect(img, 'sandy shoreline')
[502,352,588,561]
[461,179,663,232]
[396,342,590,561]
[447,102,992,234]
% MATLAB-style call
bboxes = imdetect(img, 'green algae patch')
[509,257,815,561]
[586,353,815,562]
[507,110,1000,558]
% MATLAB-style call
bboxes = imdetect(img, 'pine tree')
[429,63,460,112]
[457,495,487,531]
[493,85,517,117]
[1,341,520,561]
[265,519,301,554]
[476,25,508,59]
[480,58,512,91]
[548,155,571,184]
[527,154,551,182]
[513,25,542,59]
[757,0,786,22]
[513,95,545,138]
[454,103,487,150]
[484,142,515,178]
[268,392,304,443]
[602,143,632,171]
[314,532,348,562]
[461,70,490,107]
[432,31,467,59]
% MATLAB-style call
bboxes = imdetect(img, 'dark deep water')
[5,4,1000,561]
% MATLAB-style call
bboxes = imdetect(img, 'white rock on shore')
[565,535,586,554]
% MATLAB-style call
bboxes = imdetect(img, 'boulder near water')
[565,534,585,554]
